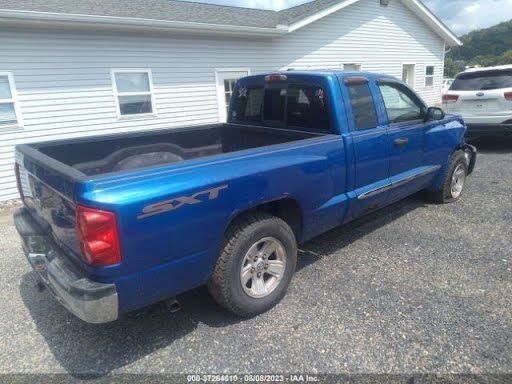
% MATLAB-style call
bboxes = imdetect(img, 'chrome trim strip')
[357,166,441,200]
[357,183,393,200]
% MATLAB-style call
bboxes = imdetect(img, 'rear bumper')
[466,123,512,136]
[14,208,119,324]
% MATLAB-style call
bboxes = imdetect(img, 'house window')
[0,73,22,129]
[343,63,362,71]
[223,79,237,117]
[215,69,249,122]
[425,66,435,87]
[112,70,155,117]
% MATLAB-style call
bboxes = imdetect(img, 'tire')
[427,150,468,204]
[208,212,297,317]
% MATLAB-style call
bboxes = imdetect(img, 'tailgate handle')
[393,137,409,146]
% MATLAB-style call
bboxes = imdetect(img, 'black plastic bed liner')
[33,123,323,176]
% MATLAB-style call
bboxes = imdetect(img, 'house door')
[216,70,249,122]
[402,64,416,88]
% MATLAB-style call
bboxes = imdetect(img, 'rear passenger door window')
[344,77,379,130]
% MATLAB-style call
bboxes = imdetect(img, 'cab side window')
[378,82,426,124]
[345,78,378,130]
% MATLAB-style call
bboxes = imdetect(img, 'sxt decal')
[138,185,228,219]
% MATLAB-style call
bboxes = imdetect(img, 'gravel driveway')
[0,138,510,378]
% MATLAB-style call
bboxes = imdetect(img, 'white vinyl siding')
[0,0,446,201]
[274,0,444,104]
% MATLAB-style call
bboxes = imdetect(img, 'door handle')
[394,137,409,146]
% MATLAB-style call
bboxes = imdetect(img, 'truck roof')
[241,70,396,82]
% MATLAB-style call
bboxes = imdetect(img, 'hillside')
[445,19,512,77]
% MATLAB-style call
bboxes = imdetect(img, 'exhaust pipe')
[166,297,182,313]
[36,281,46,292]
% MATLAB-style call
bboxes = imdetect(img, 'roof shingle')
[0,0,345,28]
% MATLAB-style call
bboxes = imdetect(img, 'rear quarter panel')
[76,135,347,313]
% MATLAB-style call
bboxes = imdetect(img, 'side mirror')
[426,106,445,121]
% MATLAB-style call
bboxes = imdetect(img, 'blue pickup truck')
[14,71,476,323]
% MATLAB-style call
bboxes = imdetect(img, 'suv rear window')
[231,83,330,131]
[451,69,512,91]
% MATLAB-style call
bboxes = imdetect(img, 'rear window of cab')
[230,83,331,132]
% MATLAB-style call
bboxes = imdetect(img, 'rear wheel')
[428,150,468,204]
[240,236,288,299]
[208,213,297,317]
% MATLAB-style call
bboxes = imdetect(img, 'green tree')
[470,55,499,67]
[497,49,512,65]
[444,58,458,77]
[448,19,512,62]
[444,19,512,75]
[444,58,465,78]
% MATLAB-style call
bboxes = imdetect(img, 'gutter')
[0,9,288,37]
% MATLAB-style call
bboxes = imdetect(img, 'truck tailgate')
[15,147,83,263]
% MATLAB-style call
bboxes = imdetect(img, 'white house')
[0,0,460,201]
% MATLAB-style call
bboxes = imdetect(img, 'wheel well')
[227,198,303,241]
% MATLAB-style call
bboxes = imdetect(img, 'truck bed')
[33,124,323,177]
[15,121,336,293]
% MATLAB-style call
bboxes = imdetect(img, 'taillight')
[14,163,24,202]
[504,91,512,101]
[76,204,121,266]
[442,94,459,104]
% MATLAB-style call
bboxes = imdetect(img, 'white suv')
[442,65,512,137]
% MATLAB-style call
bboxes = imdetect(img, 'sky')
[183,0,512,36]
[424,0,512,35]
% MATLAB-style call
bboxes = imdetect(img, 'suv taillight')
[505,91,512,101]
[442,94,459,103]
[14,163,24,202]
[76,204,121,266]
